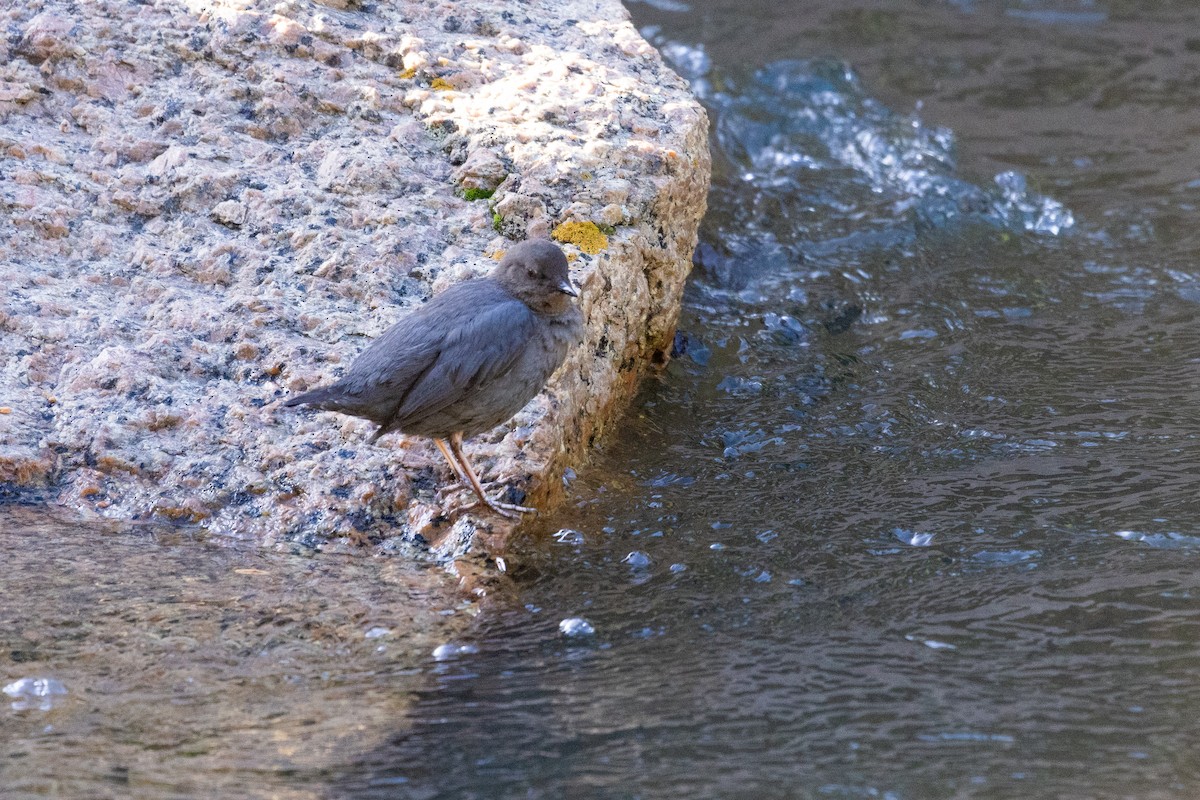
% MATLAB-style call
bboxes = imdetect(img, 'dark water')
[8,2,1200,798]
[335,2,1200,798]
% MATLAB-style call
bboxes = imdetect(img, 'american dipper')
[284,239,583,518]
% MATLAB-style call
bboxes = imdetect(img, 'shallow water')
[8,1,1200,798]
[0,508,469,799]
[342,2,1200,798]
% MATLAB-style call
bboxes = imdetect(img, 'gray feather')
[284,240,582,444]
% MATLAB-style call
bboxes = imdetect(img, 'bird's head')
[493,239,579,314]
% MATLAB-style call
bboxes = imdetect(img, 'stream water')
[6,1,1200,798]
[342,2,1200,797]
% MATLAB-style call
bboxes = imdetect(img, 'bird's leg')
[448,432,536,519]
[433,438,505,499]
[434,438,471,485]
[433,437,479,505]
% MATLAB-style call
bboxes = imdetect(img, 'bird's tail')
[282,386,337,408]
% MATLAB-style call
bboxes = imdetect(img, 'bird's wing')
[291,311,440,424]
[342,313,441,397]
[386,296,538,429]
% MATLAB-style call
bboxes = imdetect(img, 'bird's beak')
[558,280,579,297]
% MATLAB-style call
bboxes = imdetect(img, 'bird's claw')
[471,496,537,520]
[439,483,536,519]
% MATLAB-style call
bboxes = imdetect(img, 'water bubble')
[364,626,391,639]
[559,618,595,638]
[432,643,479,661]
[924,639,956,650]
[3,677,67,711]
[669,563,688,573]
[623,551,652,568]
[553,529,585,545]
[762,312,808,344]
[893,528,935,547]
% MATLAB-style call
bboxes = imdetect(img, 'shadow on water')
[331,1,1200,798]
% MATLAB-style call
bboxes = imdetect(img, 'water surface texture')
[340,2,1200,798]
[0,508,468,799]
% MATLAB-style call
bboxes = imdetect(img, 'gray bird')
[284,239,583,518]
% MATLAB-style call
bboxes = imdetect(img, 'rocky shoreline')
[0,0,709,570]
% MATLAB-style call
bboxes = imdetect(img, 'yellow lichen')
[552,220,608,255]
[399,66,417,79]
[430,77,454,91]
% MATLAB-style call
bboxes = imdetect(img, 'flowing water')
[8,1,1200,798]
[338,2,1200,797]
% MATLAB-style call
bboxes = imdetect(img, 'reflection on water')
[337,1,1200,798]
[0,508,466,799]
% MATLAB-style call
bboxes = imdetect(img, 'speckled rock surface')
[0,0,709,562]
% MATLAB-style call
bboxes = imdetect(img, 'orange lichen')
[0,455,51,484]
[154,500,210,523]
[552,220,608,255]
[96,455,140,475]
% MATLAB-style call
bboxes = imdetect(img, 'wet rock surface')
[0,0,710,560]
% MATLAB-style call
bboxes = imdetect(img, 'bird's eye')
[527,267,539,278]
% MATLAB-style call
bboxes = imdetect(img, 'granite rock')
[0,0,709,566]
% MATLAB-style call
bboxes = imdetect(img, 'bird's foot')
[438,484,536,519]
[469,495,537,520]
[436,479,503,502]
